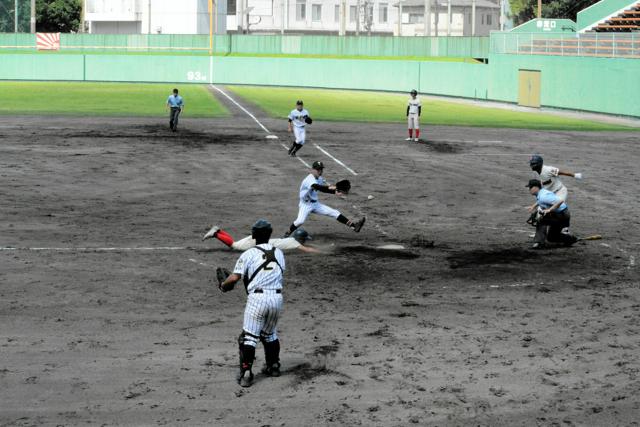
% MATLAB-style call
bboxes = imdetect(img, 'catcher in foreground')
[526,179,578,249]
[216,219,286,388]
[284,161,365,237]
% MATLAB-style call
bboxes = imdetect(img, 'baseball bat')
[579,234,602,241]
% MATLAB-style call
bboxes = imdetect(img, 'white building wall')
[85,0,226,34]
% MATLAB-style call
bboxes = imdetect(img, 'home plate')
[266,134,279,139]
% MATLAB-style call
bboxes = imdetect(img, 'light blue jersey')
[167,94,184,108]
[537,188,567,212]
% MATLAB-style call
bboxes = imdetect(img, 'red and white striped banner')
[36,33,60,50]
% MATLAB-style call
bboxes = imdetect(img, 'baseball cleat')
[238,370,254,387]
[353,217,366,233]
[261,362,281,377]
[531,242,544,250]
[202,225,220,241]
[414,138,419,142]
[405,137,412,141]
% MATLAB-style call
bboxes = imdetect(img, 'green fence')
[0,50,637,117]
[0,33,490,58]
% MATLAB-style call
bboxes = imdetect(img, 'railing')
[491,32,640,59]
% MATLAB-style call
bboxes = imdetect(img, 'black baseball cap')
[296,100,304,105]
[526,179,542,188]
[312,161,324,170]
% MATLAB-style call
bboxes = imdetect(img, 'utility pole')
[537,0,542,19]
[281,0,285,34]
[339,0,346,36]
[424,0,430,36]
[446,0,451,36]
[434,0,438,36]
[397,0,402,36]
[148,0,152,33]
[356,0,361,36]
[471,0,476,36]
[14,0,18,32]
[500,0,505,31]
[31,0,36,32]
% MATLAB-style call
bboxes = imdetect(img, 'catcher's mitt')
[335,179,351,194]
[216,267,231,291]
[526,209,544,227]
[304,116,313,125]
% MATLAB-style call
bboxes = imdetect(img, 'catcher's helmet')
[410,89,417,95]
[251,219,273,242]
[312,161,324,170]
[252,219,272,233]
[529,155,543,169]
[292,228,311,244]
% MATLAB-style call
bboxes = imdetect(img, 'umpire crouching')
[526,179,578,249]
[166,88,184,132]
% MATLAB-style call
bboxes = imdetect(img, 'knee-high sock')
[408,129,413,138]
[415,129,420,138]
[215,229,234,247]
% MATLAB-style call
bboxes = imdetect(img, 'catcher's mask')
[252,219,273,243]
[529,155,543,171]
[292,228,311,244]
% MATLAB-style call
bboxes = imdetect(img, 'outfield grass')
[0,81,228,117]
[227,86,633,131]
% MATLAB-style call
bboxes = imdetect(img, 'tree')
[36,0,81,32]
[0,0,32,32]
[509,0,601,26]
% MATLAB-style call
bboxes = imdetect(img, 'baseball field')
[1,82,639,426]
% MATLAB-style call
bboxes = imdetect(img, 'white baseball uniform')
[233,243,286,344]
[538,165,568,201]
[232,236,301,252]
[288,108,309,145]
[293,174,340,227]
[407,97,421,130]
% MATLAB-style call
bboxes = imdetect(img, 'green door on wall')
[518,70,541,108]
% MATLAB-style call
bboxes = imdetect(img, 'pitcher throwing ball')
[284,161,365,237]
[217,219,286,388]
[287,100,312,157]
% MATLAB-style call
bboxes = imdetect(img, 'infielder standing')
[529,155,583,202]
[166,88,184,132]
[218,219,286,387]
[284,161,365,237]
[203,224,319,253]
[406,89,421,142]
[287,100,312,157]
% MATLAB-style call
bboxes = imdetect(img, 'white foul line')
[314,144,358,176]
[210,85,272,134]
[1,246,189,252]
[279,143,310,168]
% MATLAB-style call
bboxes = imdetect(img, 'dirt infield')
[1,100,639,426]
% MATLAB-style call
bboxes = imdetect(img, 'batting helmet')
[292,228,311,244]
[529,155,543,170]
[410,89,417,96]
[312,161,324,170]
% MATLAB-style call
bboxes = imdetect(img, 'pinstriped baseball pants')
[243,293,283,345]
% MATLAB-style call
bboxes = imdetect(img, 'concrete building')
[228,0,500,36]
[83,0,226,34]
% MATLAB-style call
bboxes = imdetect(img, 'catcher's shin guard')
[238,332,256,371]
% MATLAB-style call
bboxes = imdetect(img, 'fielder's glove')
[335,179,351,194]
[304,115,313,125]
[216,267,231,292]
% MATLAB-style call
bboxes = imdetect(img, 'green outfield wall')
[0,51,637,117]
[488,54,640,117]
[0,33,489,58]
